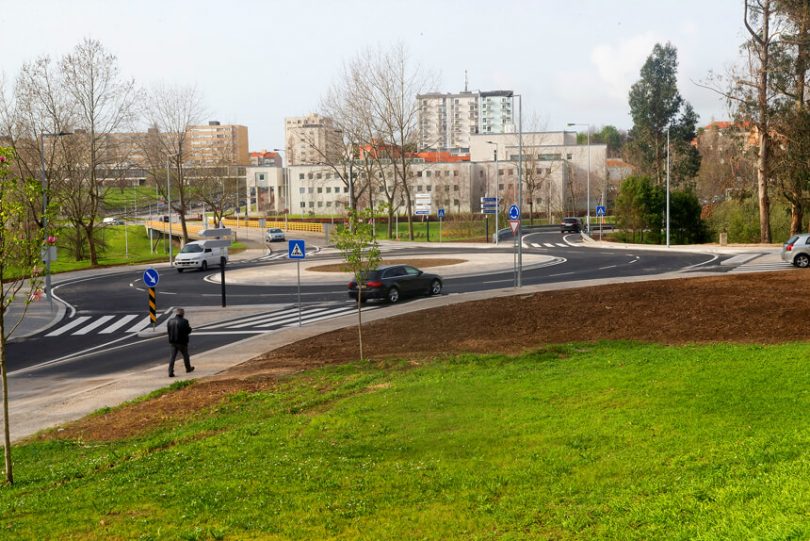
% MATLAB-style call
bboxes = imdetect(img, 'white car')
[173,240,228,272]
[265,227,286,242]
[782,233,810,267]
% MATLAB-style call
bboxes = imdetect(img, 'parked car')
[265,227,286,242]
[560,217,582,233]
[102,217,125,225]
[173,240,228,272]
[781,233,810,267]
[348,265,443,304]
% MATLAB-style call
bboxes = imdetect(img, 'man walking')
[167,307,195,377]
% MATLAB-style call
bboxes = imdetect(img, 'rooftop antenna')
[464,70,469,92]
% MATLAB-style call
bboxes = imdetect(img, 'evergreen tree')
[625,43,701,188]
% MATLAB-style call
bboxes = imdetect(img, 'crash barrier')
[218,218,325,233]
[144,222,235,242]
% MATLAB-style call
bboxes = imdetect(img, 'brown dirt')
[41,269,809,442]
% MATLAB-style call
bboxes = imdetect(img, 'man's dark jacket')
[167,315,192,345]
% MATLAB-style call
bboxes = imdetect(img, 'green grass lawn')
[4,341,810,539]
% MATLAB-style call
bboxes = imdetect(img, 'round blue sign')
[143,268,160,288]
[508,204,520,220]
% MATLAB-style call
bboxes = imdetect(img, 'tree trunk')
[356,290,363,360]
[0,307,12,485]
[757,130,772,243]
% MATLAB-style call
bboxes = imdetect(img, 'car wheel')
[386,287,400,304]
[177,268,184,273]
[795,254,810,268]
[429,279,442,296]
[201,261,208,271]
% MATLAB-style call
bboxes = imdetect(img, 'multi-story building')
[417,89,515,152]
[186,121,249,165]
[284,114,343,166]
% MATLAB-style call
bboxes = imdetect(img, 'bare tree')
[59,38,137,264]
[140,84,204,243]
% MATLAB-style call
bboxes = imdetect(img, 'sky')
[1,0,746,151]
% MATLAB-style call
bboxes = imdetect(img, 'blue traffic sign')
[143,268,160,288]
[438,208,446,219]
[288,239,306,259]
[508,204,520,220]
[596,205,607,217]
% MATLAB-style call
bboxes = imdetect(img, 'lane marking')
[99,314,140,334]
[46,316,91,337]
[126,315,154,333]
[72,315,116,336]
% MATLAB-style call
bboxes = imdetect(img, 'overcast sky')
[2,0,745,151]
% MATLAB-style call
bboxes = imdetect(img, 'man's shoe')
[186,366,195,373]
[169,373,175,378]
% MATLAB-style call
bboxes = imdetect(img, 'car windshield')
[180,244,203,254]
[268,229,282,233]
[359,270,382,281]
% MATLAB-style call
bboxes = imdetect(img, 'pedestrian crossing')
[527,242,582,249]
[45,314,165,338]
[43,303,374,338]
[197,303,378,334]
[729,261,794,273]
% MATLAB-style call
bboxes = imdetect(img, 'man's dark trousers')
[169,343,192,376]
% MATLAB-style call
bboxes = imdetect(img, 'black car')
[348,265,443,304]
[560,217,582,233]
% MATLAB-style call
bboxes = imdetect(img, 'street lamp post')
[167,157,173,263]
[567,123,591,233]
[38,131,71,311]
[516,94,523,287]
[666,126,671,247]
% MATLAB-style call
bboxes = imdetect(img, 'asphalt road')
[7,232,719,381]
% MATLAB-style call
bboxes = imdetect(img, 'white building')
[417,89,515,152]
[284,114,343,166]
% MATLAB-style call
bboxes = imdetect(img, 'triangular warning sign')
[509,220,520,235]
[290,243,304,257]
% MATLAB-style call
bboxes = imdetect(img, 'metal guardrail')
[219,218,324,233]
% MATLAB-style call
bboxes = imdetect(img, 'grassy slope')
[4,342,810,539]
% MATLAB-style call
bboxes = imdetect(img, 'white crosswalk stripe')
[45,313,164,337]
[730,261,794,273]
[200,304,378,333]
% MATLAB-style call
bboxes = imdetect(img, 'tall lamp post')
[567,122,591,233]
[485,140,499,245]
[38,131,72,311]
[516,94,523,287]
[666,125,671,247]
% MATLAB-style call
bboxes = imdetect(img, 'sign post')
[480,196,499,244]
[508,204,521,287]
[143,268,160,328]
[415,193,431,242]
[596,205,606,241]
[288,240,306,326]
[438,208,445,243]
[200,228,233,307]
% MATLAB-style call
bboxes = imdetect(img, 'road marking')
[255,306,356,328]
[544,243,555,247]
[547,271,575,277]
[556,243,568,247]
[598,265,618,270]
[99,314,140,334]
[482,279,513,284]
[45,316,91,337]
[126,315,154,333]
[72,315,116,336]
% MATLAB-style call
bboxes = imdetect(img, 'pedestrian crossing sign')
[288,240,305,259]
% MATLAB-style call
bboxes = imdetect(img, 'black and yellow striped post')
[148,287,157,328]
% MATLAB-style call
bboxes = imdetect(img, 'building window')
[309,201,314,208]
[344,187,349,193]
[567,153,573,160]
[299,187,305,194]
[454,170,459,177]
[427,185,432,192]
[308,187,314,193]
[318,201,323,207]
[317,187,323,194]
[453,184,459,191]
[453,199,460,206]
[444,170,450,177]
[326,187,332,193]
[499,184,504,190]
[326,173,332,179]
[498,169,503,176]
[316,173,322,179]
[308,173,313,180]
[300,202,306,208]
[426,171,431,178]
[417,171,423,177]
[299,173,304,180]
[509,169,514,176]
[326,201,332,207]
